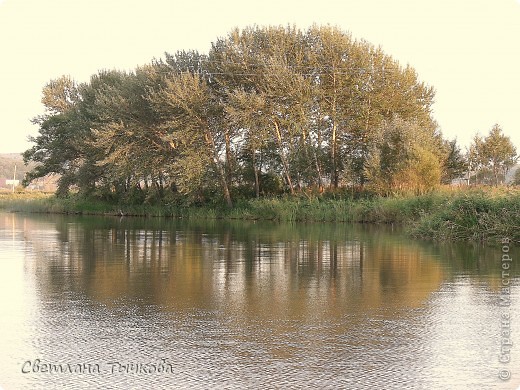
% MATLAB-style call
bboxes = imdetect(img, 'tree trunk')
[330,72,338,189]
[331,121,338,188]
[205,129,233,207]
[273,120,294,194]
[315,125,323,189]
[253,150,260,198]
[225,130,232,188]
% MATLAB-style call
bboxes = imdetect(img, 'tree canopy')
[24,25,458,205]
[467,124,517,185]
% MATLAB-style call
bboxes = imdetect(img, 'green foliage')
[22,76,101,196]
[364,117,443,195]
[441,139,468,184]
[409,188,520,242]
[5,187,519,242]
[468,124,517,185]
[24,25,443,205]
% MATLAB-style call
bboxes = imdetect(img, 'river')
[0,213,518,389]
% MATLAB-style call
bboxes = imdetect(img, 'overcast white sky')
[0,0,519,153]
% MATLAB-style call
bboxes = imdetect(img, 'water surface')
[0,213,519,389]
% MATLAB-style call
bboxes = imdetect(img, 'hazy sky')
[0,0,519,153]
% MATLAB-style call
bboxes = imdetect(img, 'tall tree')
[23,25,443,201]
[86,67,177,201]
[364,116,443,194]
[209,26,313,194]
[441,139,468,184]
[467,135,485,185]
[23,76,98,196]
[480,124,517,186]
[148,68,234,207]
[305,26,357,188]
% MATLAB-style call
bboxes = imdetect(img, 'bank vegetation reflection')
[3,215,462,313]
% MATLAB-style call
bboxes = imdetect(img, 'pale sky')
[0,0,519,153]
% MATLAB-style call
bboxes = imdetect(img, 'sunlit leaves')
[469,124,518,185]
[24,25,446,202]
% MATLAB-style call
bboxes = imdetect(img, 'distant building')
[25,175,59,192]
[505,164,519,184]
[0,178,20,190]
[450,177,468,186]
[451,165,520,186]
[6,179,20,186]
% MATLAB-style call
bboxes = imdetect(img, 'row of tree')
[22,25,516,206]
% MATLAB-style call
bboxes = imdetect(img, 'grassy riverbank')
[1,188,519,243]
